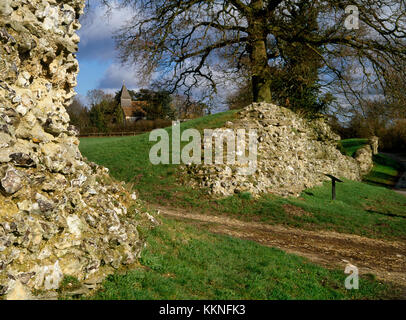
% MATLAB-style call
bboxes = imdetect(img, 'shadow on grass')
[365,208,406,219]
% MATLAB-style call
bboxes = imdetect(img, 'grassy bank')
[339,138,403,187]
[88,218,391,300]
[364,153,403,187]
[339,138,369,157]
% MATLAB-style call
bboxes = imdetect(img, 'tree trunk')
[248,1,272,103]
[250,38,272,103]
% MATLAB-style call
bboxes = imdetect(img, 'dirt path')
[153,205,406,289]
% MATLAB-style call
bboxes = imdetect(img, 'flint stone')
[0,129,13,144]
[10,153,35,167]
[6,280,33,300]
[33,261,64,290]
[66,215,82,237]
[1,167,23,194]
[16,105,28,116]
[354,145,374,175]
[368,136,379,155]
[0,1,13,17]
[36,194,54,213]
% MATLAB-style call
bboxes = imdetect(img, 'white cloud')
[97,62,141,91]
[78,1,135,61]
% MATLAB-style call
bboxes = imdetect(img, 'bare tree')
[383,58,406,119]
[66,97,91,131]
[107,0,406,105]
[86,89,114,107]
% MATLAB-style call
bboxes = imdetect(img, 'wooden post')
[324,174,343,201]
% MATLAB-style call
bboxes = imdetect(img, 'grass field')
[78,111,406,300]
[86,218,393,300]
[80,115,406,241]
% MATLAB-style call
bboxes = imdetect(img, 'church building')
[120,83,148,123]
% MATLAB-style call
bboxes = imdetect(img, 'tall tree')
[134,89,174,120]
[87,89,113,106]
[228,1,330,113]
[171,94,206,118]
[66,97,90,130]
[88,90,124,131]
[110,0,406,105]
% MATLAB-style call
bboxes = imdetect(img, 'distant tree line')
[67,88,206,135]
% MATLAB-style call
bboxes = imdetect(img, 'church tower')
[120,83,132,108]
[119,82,148,123]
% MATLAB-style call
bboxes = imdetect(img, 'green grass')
[255,180,406,239]
[364,154,403,187]
[338,138,368,157]
[89,218,392,300]
[339,138,403,187]
[80,115,406,240]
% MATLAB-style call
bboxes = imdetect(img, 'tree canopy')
[107,0,405,108]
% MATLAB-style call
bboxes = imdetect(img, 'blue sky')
[75,2,140,105]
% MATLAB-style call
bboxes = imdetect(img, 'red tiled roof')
[122,101,148,117]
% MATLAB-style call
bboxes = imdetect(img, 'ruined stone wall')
[0,0,156,299]
[184,103,373,197]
